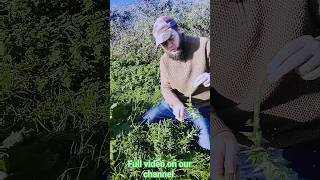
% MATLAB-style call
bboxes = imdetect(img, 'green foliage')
[245,79,298,180]
[148,120,197,159]
[186,87,201,120]
[110,1,210,179]
[110,120,210,180]
[0,0,108,179]
[110,0,210,124]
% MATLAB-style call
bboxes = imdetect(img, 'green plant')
[110,120,209,179]
[0,0,108,179]
[110,1,210,179]
[186,86,201,120]
[244,78,298,180]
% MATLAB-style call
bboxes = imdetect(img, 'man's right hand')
[193,72,210,88]
[213,130,240,180]
[172,103,185,122]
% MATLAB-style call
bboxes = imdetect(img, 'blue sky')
[111,0,134,8]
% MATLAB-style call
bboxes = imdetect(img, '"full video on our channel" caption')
[127,159,193,178]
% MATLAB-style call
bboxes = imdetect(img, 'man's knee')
[195,118,210,150]
[141,100,174,124]
[141,102,166,124]
[192,117,210,132]
[141,109,159,125]
[198,134,210,150]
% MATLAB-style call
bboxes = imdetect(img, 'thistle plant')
[109,1,210,179]
[186,86,201,120]
[243,78,297,180]
[110,120,209,179]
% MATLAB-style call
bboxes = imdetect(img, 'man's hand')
[172,103,185,122]
[193,73,210,88]
[268,35,320,82]
[213,130,239,180]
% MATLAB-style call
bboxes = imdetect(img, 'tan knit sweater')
[211,0,320,148]
[160,34,210,108]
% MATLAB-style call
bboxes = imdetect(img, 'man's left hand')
[268,35,320,82]
[193,73,210,88]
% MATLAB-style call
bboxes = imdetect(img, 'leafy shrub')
[110,120,210,180]
[0,0,108,179]
[110,0,210,125]
[110,0,210,179]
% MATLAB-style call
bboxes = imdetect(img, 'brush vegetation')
[110,0,210,179]
[0,0,108,179]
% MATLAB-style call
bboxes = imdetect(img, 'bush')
[0,0,108,179]
[110,0,210,179]
[110,120,210,180]
[110,0,210,123]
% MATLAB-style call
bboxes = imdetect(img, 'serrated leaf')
[0,128,25,149]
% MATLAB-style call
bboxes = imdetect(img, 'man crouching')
[141,16,211,150]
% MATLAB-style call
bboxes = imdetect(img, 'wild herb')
[186,86,201,120]
[110,120,209,179]
[1,0,108,178]
[110,0,210,179]
[243,78,298,180]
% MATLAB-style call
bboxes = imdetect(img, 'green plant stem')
[248,77,297,180]
[253,78,269,147]
[186,86,200,120]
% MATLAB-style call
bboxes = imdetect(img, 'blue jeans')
[140,100,210,150]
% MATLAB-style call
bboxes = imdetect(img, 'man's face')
[160,30,181,56]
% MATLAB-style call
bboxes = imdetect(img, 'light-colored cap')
[152,16,178,46]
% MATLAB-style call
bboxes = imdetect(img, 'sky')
[110,0,134,8]
[110,0,198,9]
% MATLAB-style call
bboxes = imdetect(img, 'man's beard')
[164,34,185,60]
[165,48,184,60]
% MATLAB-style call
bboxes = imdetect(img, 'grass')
[0,0,108,179]
[110,0,210,179]
[110,1,302,179]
